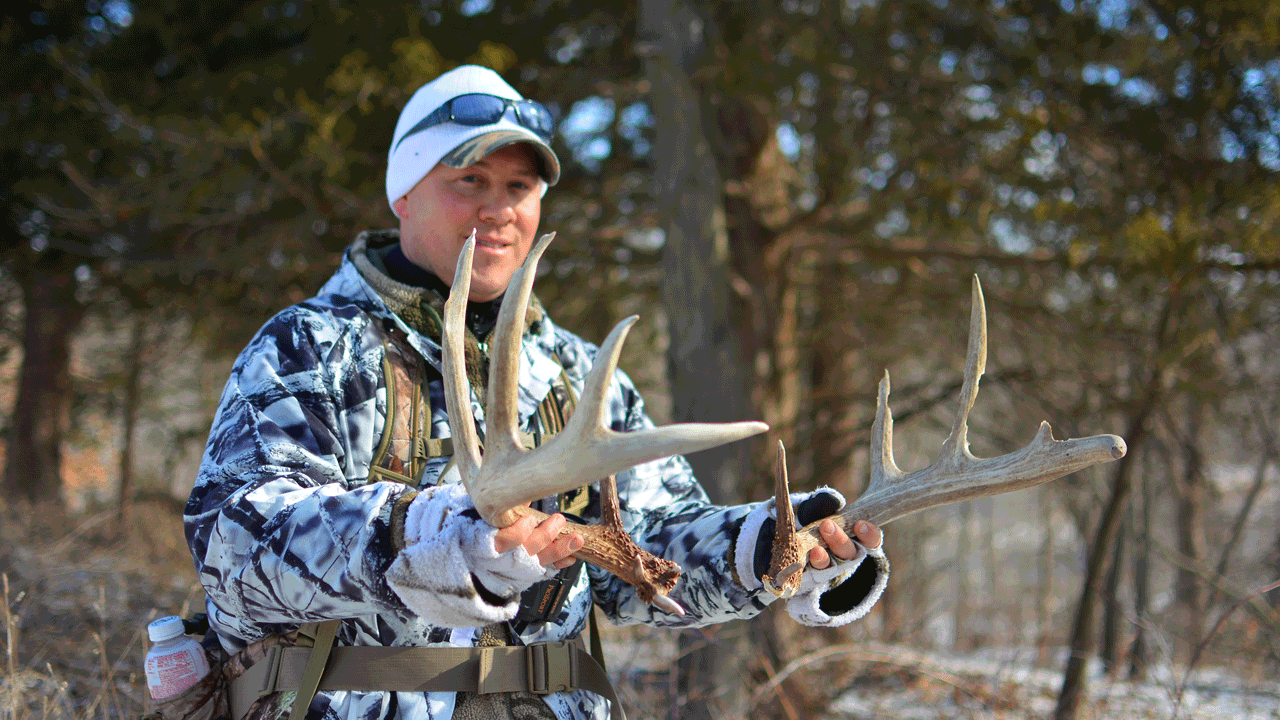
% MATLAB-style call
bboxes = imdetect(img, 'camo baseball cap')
[386,65,561,216]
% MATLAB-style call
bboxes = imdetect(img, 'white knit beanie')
[386,65,561,216]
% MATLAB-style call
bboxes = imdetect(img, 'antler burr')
[763,276,1127,597]
[442,231,769,615]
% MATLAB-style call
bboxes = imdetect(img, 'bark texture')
[3,253,85,504]
[1054,292,1176,720]
[639,2,759,717]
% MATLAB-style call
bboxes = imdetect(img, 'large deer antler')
[763,277,1127,597]
[442,231,768,615]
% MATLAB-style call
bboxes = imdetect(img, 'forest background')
[1,0,1279,719]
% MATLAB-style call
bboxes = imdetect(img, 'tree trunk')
[955,500,973,650]
[1210,452,1269,610]
[1174,400,1206,657]
[1099,513,1126,676]
[1129,456,1151,681]
[3,253,85,504]
[808,266,860,495]
[639,2,758,717]
[1053,440,1141,720]
[641,0,753,506]
[1054,288,1178,720]
[983,498,999,645]
[116,315,147,521]
[1036,486,1056,666]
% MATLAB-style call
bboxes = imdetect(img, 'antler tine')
[762,440,804,598]
[869,371,905,488]
[841,275,1124,528]
[575,314,641,429]
[483,231,557,468]
[558,315,770,464]
[442,231,482,479]
[939,276,987,466]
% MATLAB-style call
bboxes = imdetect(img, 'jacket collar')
[319,230,563,426]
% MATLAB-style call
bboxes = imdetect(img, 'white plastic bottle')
[144,616,210,701]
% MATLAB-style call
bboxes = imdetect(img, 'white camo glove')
[734,487,889,627]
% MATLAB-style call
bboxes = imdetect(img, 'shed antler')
[763,277,1127,598]
[443,231,768,615]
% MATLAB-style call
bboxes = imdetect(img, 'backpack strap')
[287,620,339,720]
[588,605,607,675]
[368,320,452,486]
[230,636,625,720]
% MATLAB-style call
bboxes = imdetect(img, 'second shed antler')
[442,231,768,615]
[763,278,1127,598]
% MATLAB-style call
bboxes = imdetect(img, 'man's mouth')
[473,235,508,250]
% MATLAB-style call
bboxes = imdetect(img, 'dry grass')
[0,498,204,720]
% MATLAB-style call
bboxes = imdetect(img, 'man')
[186,65,888,720]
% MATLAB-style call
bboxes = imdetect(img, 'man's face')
[394,143,543,302]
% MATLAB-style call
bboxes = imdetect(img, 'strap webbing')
[588,607,606,674]
[288,620,338,720]
[230,637,624,720]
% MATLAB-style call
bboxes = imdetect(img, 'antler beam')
[442,231,769,614]
[764,277,1126,597]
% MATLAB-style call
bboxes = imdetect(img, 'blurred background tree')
[2,0,1278,718]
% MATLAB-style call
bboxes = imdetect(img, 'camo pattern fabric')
[185,232,778,720]
[221,631,302,720]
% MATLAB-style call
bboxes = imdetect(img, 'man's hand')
[493,512,584,569]
[808,519,882,570]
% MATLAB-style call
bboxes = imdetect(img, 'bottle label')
[145,645,209,700]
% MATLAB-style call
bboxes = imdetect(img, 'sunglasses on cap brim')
[395,93,555,151]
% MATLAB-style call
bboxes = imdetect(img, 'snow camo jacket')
[185,234,885,720]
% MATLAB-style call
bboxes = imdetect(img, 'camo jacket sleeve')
[185,302,412,642]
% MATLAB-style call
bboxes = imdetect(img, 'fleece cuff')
[786,543,889,627]
[385,483,554,627]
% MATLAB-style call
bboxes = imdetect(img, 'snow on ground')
[598,628,1280,719]
[826,644,1280,720]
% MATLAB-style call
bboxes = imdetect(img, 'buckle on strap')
[525,641,578,695]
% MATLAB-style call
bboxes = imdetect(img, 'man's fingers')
[494,513,587,567]
[808,546,831,570]
[539,531,583,567]
[853,520,883,549]
[819,519,858,561]
[524,513,567,554]
[492,514,537,554]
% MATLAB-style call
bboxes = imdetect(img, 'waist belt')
[228,636,624,720]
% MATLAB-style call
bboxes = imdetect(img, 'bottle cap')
[147,616,185,642]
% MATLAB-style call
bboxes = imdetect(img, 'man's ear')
[392,196,408,218]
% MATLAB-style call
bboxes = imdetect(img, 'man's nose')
[477,193,516,224]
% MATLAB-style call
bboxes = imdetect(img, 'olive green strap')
[414,436,453,459]
[288,620,339,720]
[230,637,624,720]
